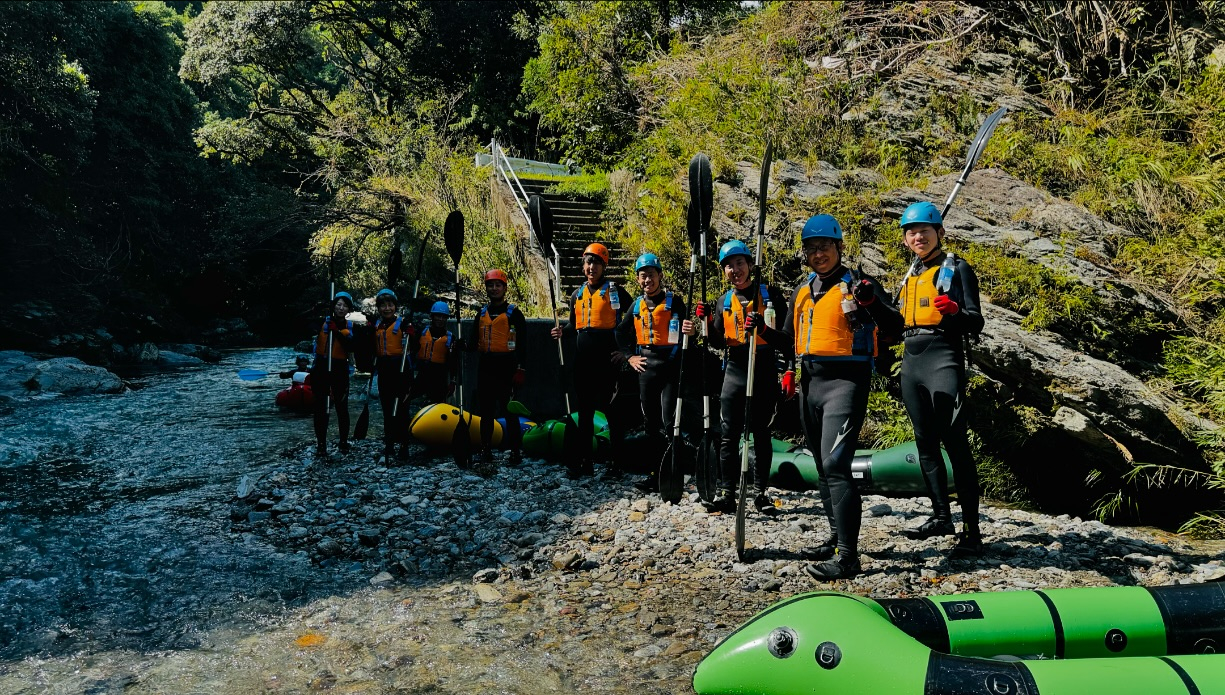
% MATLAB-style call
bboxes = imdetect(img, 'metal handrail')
[489,139,560,285]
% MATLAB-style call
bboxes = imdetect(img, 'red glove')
[512,368,526,388]
[695,301,714,321]
[744,312,763,334]
[781,370,796,400]
[852,279,875,306]
[933,294,960,315]
[405,324,418,338]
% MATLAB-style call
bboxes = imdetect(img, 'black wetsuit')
[759,266,902,559]
[616,289,687,461]
[896,251,985,534]
[558,281,635,475]
[311,318,354,447]
[708,283,790,495]
[468,302,527,459]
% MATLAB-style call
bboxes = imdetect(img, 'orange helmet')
[484,269,509,284]
[582,243,610,265]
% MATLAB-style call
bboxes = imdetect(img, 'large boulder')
[20,357,124,396]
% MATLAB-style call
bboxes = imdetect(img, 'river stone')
[128,342,160,363]
[157,350,204,367]
[473,568,499,583]
[473,584,502,603]
[20,357,123,395]
[369,571,395,587]
[357,529,381,547]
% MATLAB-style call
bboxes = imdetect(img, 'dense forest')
[2,0,1223,532]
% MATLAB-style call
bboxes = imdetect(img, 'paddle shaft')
[393,232,431,417]
[548,253,571,413]
[325,281,335,413]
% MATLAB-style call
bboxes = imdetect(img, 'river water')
[0,348,359,661]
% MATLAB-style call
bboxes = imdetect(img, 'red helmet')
[484,269,509,284]
[582,243,610,265]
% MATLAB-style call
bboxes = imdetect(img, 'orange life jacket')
[417,326,453,364]
[722,283,772,349]
[899,263,944,329]
[477,303,517,353]
[373,317,406,357]
[793,272,876,360]
[632,292,678,348]
[572,281,623,330]
[314,319,353,360]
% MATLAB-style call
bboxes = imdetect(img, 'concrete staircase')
[516,177,630,302]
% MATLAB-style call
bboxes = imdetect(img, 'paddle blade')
[754,141,774,254]
[659,439,684,504]
[443,211,464,267]
[386,244,404,289]
[689,152,713,229]
[353,403,370,440]
[528,194,554,252]
[686,202,701,252]
[695,430,719,502]
[962,105,1008,178]
[238,369,269,381]
[734,467,749,560]
[452,415,471,469]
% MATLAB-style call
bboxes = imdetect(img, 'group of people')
[546,201,983,580]
[306,199,982,582]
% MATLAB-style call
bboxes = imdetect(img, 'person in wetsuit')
[755,215,902,579]
[312,291,356,460]
[894,201,985,556]
[689,239,791,514]
[371,288,415,460]
[550,243,634,479]
[468,269,527,475]
[615,253,688,493]
[413,301,458,406]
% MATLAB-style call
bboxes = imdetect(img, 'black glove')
[852,279,875,306]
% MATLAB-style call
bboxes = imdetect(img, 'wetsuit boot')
[807,534,839,561]
[805,551,861,580]
[902,514,955,540]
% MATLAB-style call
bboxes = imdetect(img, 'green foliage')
[961,242,1101,335]
[544,171,611,205]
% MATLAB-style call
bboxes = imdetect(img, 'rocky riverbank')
[140,438,1222,694]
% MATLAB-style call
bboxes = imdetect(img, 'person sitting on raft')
[279,355,312,381]
[467,269,527,475]
[312,291,357,460]
[413,301,458,407]
[894,201,985,557]
[549,243,634,479]
[687,239,791,515]
[752,214,902,580]
[615,252,689,493]
[371,288,415,462]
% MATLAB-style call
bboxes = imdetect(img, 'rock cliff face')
[696,153,1211,521]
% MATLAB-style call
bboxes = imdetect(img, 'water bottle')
[608,282,621,311]
[507,326,517,351]
[763,301,776,330]
[668,315,680,344]
[936,253,956,294]
[839,282,861,330]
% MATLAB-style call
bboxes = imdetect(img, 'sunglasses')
[802,239,838,254]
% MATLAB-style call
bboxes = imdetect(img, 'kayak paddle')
[529,194,571,415]
[660,202,701,504]
[689,152,719,504]
[736,139,773,561]
[443,210,471,469]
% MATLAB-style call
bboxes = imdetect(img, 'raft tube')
[693,585,1225,695]
[521,411,609,459]
[275,383,315,412]
[409,403,502,447]
[760,439,956,497]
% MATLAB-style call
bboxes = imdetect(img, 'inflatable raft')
[275,380,314,413]
[521,411,609,459]
[409,403,503,447]
[761,439,956,496]
[693,585,1225,694]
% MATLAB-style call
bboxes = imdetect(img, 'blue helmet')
[634,253,663,272]
[375,288,397,304]
[333,291,355,309]
[429,301,450,316]
[718,239,752,264]
[801,214,843,241]
[899,201,943,228]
